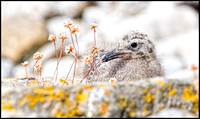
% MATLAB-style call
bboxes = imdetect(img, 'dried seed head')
[34,62,43,71]
[64,19,72,28]
[21,61,28,66]
[90,45,99,56]
[65,45,74,54]
[48,34,56,41]
[108,78,117,83]
[70,25,79,34]
[59,33,68,40]
[89,22,98,29]
[84,54,93,64]
[191,64,198,70]
[33,52,43,60]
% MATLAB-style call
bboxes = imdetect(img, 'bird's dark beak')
[102,48,131,62]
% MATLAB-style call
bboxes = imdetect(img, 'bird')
[84,30,164,83]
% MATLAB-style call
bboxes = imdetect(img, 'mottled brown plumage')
[84,31,164,83]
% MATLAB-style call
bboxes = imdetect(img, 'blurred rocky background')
[1,1,199,79]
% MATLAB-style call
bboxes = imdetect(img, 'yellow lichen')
[83,84,94,90]
[154,80,165,86]
[143,93,154,103]
[1,98,15,111]
[76,92,88,102]
[168,89,177,96]
[99,84,105,87]
[53,109,64,117]
[168,83,172,88]
[182,85,199,112]
[129,111,134,116]
[59,78,69,85]
[182,85,197,101]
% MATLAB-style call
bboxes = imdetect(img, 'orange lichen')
[104,90,111,95]
[108,78,117,83]
[83,84,94,90]
[99,102,108,114]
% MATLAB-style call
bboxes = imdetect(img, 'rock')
[160,55,184,77]
[82,1,198,45]
[2,1,92,20]
[1,57,14,78]
[114,1,149,16]
[1,15,48,63]
[1,78,199,117]
[148,108,196,118]
[155,29,199,68]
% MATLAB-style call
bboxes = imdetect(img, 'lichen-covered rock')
[1,78,199,117]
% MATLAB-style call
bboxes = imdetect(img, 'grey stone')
[1,57,14,78]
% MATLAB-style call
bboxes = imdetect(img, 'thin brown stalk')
[94,28,96,46]
[25,66,28,85]
[71,52,84,73]
[50,41,59,85]
[72,60,77,84]
[63,59,76,86]
[80,56,97,83]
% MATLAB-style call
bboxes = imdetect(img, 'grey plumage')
[84,31,164,83]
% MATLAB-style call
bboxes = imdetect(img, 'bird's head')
[102,31,155,62]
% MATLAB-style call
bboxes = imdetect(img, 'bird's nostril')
[131,42,137,48]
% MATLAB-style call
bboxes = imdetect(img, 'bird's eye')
[131,42,137,48]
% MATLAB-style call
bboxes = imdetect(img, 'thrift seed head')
[59,33,68,40]
[65,45,74,54]
[33,52,43,60]
[84,54,93,64]
[48,34,56,41]
[21,61,28,66]
[90,45,99,56]
[191,64,198,70]
[64,19,72,28]
[34,62,43,71]
[89,22,98,29]
[70,25,79,34]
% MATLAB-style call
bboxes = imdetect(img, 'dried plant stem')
[69,28,77,55]
[63,59,76,86]
[72,60,77,84]
[33,60,39,85]
[75,34,79,56]
[71,52,84,73]
[25,66,28,85]
[50,41,59,85]
[55,39,65,82]
[80,56,96,83]
[193,70,198,80]
[94,28,96,46]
